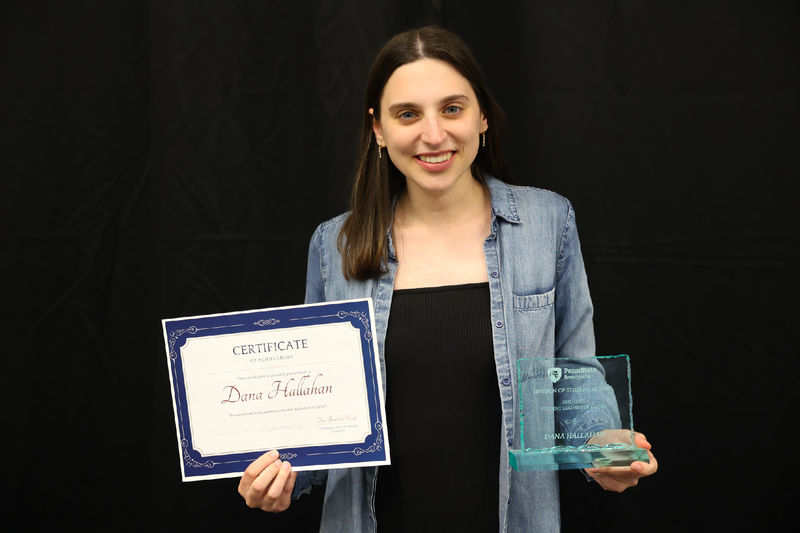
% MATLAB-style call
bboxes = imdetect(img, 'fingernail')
[283,461,291,470]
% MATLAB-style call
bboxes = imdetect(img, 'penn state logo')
[548,367,562,383]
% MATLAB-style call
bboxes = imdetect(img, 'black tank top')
[375,282,501,532]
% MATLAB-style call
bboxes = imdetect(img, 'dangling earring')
[482,131,486,148]
[377,143,382,159]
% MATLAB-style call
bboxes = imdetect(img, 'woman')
[239,26,657,532]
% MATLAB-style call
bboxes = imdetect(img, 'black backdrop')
[3,1,798,531]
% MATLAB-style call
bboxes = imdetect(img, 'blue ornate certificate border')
[162,298,388,481]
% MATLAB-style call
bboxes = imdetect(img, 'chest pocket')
[512,287,556,356]
[512,287,555,311]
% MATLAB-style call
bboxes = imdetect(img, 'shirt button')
[491,271,499,278]
[495,320,504,328]
[501,377,511,386]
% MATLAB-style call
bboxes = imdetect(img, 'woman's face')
[372,58,487,199]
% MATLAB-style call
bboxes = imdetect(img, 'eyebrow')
[387,94,470,114]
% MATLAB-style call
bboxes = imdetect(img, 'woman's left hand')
[585,432,658,493]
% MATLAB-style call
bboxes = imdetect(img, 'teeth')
[419,152,452,164]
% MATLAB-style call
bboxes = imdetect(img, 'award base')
[511,355,649,473]
[509,445,649,471]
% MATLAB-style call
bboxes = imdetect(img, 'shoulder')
[487,177,574,228]
[306,211,377,302]
[313,211,349,236]
[309,212,349,250]
[510,183,572,211]
[305,212,349,303]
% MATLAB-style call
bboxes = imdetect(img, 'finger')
[245,459,284,506]
[266,461,293,501]
[633,450,658,475]
[586,465,630,476]
[283,470,298,496]
[273,468,298,512]
[242,450,280,481]
[589,463,644,483]
[586,447,659,490]
[634,432,652,450]
[586,469,635,493]
[239,450,280,495]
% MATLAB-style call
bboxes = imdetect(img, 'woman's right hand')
[238,450,297,512]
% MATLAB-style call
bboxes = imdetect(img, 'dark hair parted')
[338,25,510,280]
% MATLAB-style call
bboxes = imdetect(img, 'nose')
[420,116,447,145]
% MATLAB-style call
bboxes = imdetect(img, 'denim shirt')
[295,177,599,533]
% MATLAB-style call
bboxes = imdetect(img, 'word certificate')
[163,299,390,481]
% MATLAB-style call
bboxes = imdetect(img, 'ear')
[481,112,488,134]
[369,107,384,145]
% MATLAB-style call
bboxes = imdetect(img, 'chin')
[405,170,473,195]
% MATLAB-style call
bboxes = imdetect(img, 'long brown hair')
[339,26,510,280]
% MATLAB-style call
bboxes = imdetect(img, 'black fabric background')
[2,1,797,531]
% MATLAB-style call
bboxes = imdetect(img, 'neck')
[397,175,489,228]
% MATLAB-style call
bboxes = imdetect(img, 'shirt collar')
[486,176,521,224]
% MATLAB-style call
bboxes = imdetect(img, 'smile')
[417,152,453,164]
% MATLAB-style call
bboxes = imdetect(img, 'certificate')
[162,298,390,481]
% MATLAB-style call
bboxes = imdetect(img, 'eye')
[398,110,417,120]
[443,105,462,115]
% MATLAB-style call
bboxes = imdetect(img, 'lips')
[415,150,456,171]
[417,152,453,164]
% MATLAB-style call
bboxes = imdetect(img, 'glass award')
[509,354,649,471]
